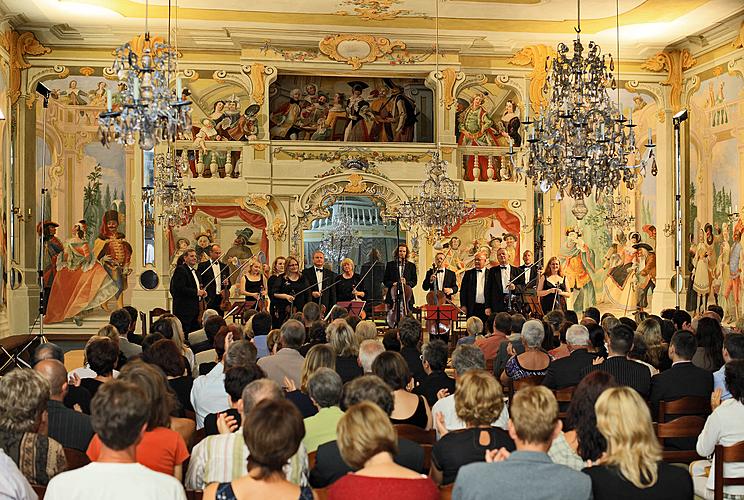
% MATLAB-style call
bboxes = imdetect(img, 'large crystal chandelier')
[525,0,655,206]
[400,152,476,242]
[98,0,191,151]
[152,150,195,226]
[319,203,360,270]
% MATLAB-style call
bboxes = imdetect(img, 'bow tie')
[476,269,483,273]
[437,269,444,273]
[500,266,507,270]
[315,268,323,272]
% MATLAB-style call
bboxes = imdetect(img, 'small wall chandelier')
[525,0,655,203]
[152,150,195,226]
[603,194,635,230]
[98,0,191,151]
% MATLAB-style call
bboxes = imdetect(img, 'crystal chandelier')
[98,0,191,151]
[319,203,360,270]
[603,193,635,230]
[401,152,476,241]
[152,150,195,227]
[525,0,655,202]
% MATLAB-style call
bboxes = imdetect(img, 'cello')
[425,265,452,338]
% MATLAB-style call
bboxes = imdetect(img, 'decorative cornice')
[506,44,555,115]
[641,49,696,111]
[732,21,744,49]
[273,146,430,163]
[0,30,51,104]
[319,34,405,70]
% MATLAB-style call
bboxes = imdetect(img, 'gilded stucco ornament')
[319,34,406,70]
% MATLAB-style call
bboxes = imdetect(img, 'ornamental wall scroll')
[319,34,406,70]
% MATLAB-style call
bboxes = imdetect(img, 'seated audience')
[475,312,510,363]
[86,361,189,479]
[328,318,363,383]
[193,316,227,373]
[629,334,659,376]
[302,302,322,327]
[581,324,652,397]
[303,368,344,452]
[0,448,36,499]
[358,339,385,374]
[492,315,527,378]
[453,386,591,500]
[636,318,668,370]
[257,319,306,388]
[95,324,127,369]
[583,307,601,324]
[203,399,312,500]
[33,342,92,414]
[266,328,282,355]
[249,311,273,359]
[310,375,425,487]
[185,379,308,490]
[432,345,508,438]
[110,308,141,360]
[79,336,118,397]
[694,359,744,499]
[501,319,551,384]
[286,343,336,417]
[672,309,693,332]
[543,324,597,389]
[329,402,438,500]
[432,370,514,485]
[45,381,186,500]
[300,320,327,356]
[458,316,483,346]
[714,333,744,401]
[355,320,378,343]
[203,364,265,436]
[382,330,401,352]
[587,322,608,358]
[34,359,94,451]
[548,371,617,470]
[415,340,456,407]
[0,368,66,485]
[144,339,193,415]
[585,386,693,499]
[693,317,725,372]
[373,351,432,430]
[188,308,219,351]
[398,317,427,385]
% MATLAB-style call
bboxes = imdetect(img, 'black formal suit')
[301,266,337,312]
[460,267,491,323]
[520,264,539,290]
[383,259,417,304]
[196,259,230,316]
[542,348,598,389]
[649,361,713,420]
[423,267,458,295]
[487,264,524,312]
[581,355,652,397]
[170,264,202,333]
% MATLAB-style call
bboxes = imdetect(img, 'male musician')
[383,243,418,308]
[460,251,490,323]
[302,250,336,312]
[197,244,230,316]
[487,247,524,314]
[423,252,458,297]
[521,250,540,290]
[170,249,207,334]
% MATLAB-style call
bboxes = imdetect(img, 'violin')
[220,285,232,313]
[255,283,268,312]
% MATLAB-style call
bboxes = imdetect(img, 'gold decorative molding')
[438,68,465,110]
[271,217,287,241]
[245,63,269,105]
[115,34,166,58]
[0,30,51,104]
[507,44,556,115]
[733,21,744,49]
[319,34,405,70]
[79,67,95,77]
[335,0,413,21]
[274,146,429,163]
[641,49,696,111]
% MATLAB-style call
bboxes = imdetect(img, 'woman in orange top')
[86,361,189,480]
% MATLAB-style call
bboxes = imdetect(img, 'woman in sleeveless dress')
[240,258,266,311]
[537,256,571,314]
[336,258,365,303]
[270,256,308,326]
[267,256,286,328]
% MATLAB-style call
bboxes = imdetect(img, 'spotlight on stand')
[36,82,52,108]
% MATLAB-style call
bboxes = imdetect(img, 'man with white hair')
[542,324,597,389]
[188,309,219,348]
[357,340,385,373]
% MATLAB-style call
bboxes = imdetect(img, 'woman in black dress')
[269,256,308,327]
[240,258,267,311]
[537,256,571,314]
[267,256,286,328]
[336,258,365,303]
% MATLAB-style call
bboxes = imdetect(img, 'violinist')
[267,256,286,328]
[336,258,365,303]
[302,250,337,312]
[486,247,524,313]
[196,244,230,316]
[422,252,458,297]
[270,256,308,326]
[170,248,207,333]
[520,250,539,290]
[536,256,570,314]
[383,243,417,309]
[239,258,267,310]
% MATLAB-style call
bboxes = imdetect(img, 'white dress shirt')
[190,266,201,290]
[500,265,511,293]
[314,267,323,292]
[524,266,532,285]
[210,261,221,293]
[435,268,446,291]
[190,362,228,429]
[696,398,744,496]
[475,268,486,304]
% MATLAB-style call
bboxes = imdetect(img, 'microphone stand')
[505,256,544,312]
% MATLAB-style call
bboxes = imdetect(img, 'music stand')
[422,304,459,343]
[337,301,366,317]
[524,294,544,318]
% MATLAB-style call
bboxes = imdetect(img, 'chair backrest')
[314,487,329,500]
[714,440,744,500]
[308,450,317,470]
[654,416,706,463]
[63,349,86,373]
[63,447,91,471]
[149,308,170,330]
[658,396,711,422]
[33,484,46,500]
[553,385,576,424]
[394,424,435,445]
[440,483,454,500]
[513,375,545,392]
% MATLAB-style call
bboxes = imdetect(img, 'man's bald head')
[34,359,68,398]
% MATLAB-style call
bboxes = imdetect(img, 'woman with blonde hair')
[585,386,693,498]
[636,318,666,369]
[355,320,377,343]
[537,256,570,313]
[240,257,267,311]
[328,402,438,500]
[268,256,287,328]
[284,343,336,418]
[458,316,483,345]
[337,257,365,303]
[328,318,362,383]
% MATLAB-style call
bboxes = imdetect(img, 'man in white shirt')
[0,448,36,500]
[487,248,523,313]
[45,381,186,500]
[459,252,490,324]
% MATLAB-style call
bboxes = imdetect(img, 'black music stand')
[422,304,459,343]
[337,300,366,317]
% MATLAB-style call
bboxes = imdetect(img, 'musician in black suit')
[383,243,417,306]
[459,251,490,323]
[196,244,230,316]
[486,247,524,313]
[423,252,458,297]
[520,249,540,290]
[169,249,207,334]
[301,250,336,312]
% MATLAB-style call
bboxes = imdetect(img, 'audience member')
[0,448,36,500]
[358,339,385,373]
[203,364,265,436]
[475,312,510,362]
[346,314,361,332]
[601,315,620,334]
[286,343,335,417]
[714,333,744,401]
[382,330,401,352]
[398,317,426,385]
[548,371,617,470]
[33,342,92,414]
[96,324,127,369]
[250,312,273,359]
[302,302,322,326]
[34,359,94,451]
[266,328,282,355]
[453,386,591,500]
[415,340,456,407]
[300,320,327,356]
[629,335,659,376]
[501,319,551,384]
[693,317,725,372]
[193,316,227,371]
[585,387,693,499]
[583,307,601,324]
[79,336,118,397]
[372,351,432,430]
[636,318,668,370]
[672,309,693,332]
[618,316,637,331]
[587,322,608,358]
[110,308,141,360]
[492,314,526,378]
[122,305,141,343]
[303,368,344,453]
[355,320,378,343]
[328,318,363,383]
[0,368,66,485]
[45,381,186,500]
[188,309,219,351]
[144,339,193,414]
[543,324,597,389]
[328,402,438,500]
[432,370,514,485]
[458,316,483,346]
[257,319,305,388]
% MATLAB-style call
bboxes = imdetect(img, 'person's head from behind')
[421,340,448,375]
[118,360,174,430]
[251,312,272,337]
[225,364,265,408]
[696,317,724,363]
[451,344,485,378]
[707,304,724,321]
[355,320,377,343]
[33,342,64,365]
[34,359,68,399]
[492,312,511,335]
[543,310,565,334]
[307,368,343,409]
[398,317,421,348]
[341,374,394,415]
[601,315,620,334]
[201,308,219,329]
[302,302,321,324]
[672,309,692,332]
[328,319,358,357]
[724,334,744,363]
[382,330,401,352]
[465,316,483,338]
[583,307,601,324]
[608,325,634,356]
[595,387,661,489]
[109,309,132,341]
[521,319,545,349]
[668,331,697,362]
[566,324,590,351]
[244,399,305,479]
[566,371,618,461]
[141,333,165,356]
[301,343,336,392]
[455,370,504,427]
[619,317,637,331]
[371,350,411,391]
[510,313,526,335]
[726,359,744,404]
[87,337,119,376]
[224,340,258,370]
[509,386,561,449]
[242,379,285,420]
[358,340,385,373]
[151,317,174,340]
[0,368,50,433]
[204,315,227,344]
[337,401,397,470]
[143,339,185,377]
[329,305,348,322]
[91,381,149,451]
[123,305,139,333]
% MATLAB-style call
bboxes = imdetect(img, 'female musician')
[270,256,308,327]
[267,256,286,328]
[240,258,267,309]
[537,256,571,313]
[336,258,365,303]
